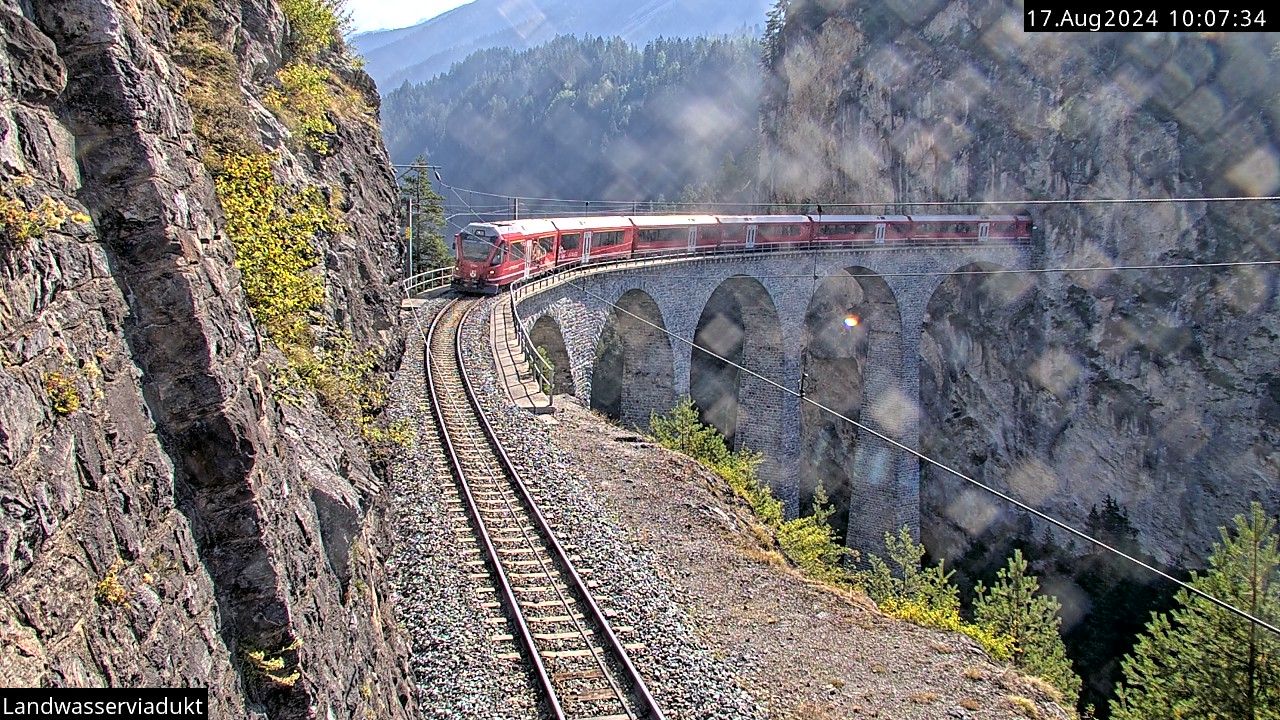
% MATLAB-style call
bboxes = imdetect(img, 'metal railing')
[405,266,454,298]
[508,281,558,410]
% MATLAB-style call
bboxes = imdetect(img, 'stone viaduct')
[513,244,1033,558]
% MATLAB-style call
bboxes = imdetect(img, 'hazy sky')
[345,0,474,32]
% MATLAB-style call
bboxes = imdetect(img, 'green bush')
[856,528,1013,661]
[43,371,82,416]
[280,0,343,59]
[213,152,338,344]
[651,396,849,580]
[534,346,554,395]
[975,550,1082,706]
[777,485,855,584]
[265,63,338,153]
[1,176,90,246]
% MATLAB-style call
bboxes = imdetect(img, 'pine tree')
[397,154,451,273]
[974,549,1082,706]
[1112,503,1280,720]
[762,0,790,71]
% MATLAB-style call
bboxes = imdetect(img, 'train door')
[687,227,698,253]
[746,225,758,249]
[978,222,990,242]
[874,223,886,244]
[583,231,593,262]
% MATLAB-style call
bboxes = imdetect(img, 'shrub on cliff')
[975,550,1082,706]
[280,0,345,58]
[213,152,336,344]
[856,528,1012,660]
[651,396,855,580]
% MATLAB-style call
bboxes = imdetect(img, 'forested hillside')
[382,35,761,207]
[352,0,771,88]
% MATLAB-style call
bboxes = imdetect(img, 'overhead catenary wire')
[561,278,1280,637]
[432,177,1280,210]
[621,258,1280,281]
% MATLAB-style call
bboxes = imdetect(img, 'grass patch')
[246,647,301,687]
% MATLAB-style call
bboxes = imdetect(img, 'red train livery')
[452,213,1032,294]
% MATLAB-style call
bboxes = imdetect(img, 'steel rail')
[424,300,566,720]
[454,299,668,720]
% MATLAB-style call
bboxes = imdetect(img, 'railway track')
[425,298,666,720]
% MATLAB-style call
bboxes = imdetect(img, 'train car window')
[560,233,581,250]
[820,223,870,236]
[489,245,504,266]
[508,241,525,261]
[762,224,801,237]
[595,230,625,247]
[537,236,553,257]
[637,228,687,244]
[461,233,496,261]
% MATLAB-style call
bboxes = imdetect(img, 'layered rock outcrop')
[763,2,1279,566]
[0,1,416,717]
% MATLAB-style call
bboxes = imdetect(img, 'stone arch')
[528,315,574,395]
[689,276,787,488]
[589,289,676,429]
[918,260,1040,570]
[800,266,903,543]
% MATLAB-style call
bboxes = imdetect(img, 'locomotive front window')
[461,232,497,261]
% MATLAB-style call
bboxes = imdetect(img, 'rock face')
[762,2,1280,567]
[0,1,416,717]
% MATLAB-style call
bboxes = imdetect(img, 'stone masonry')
[516,244,1033,560]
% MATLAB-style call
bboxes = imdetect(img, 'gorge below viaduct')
[514,243,1035,558]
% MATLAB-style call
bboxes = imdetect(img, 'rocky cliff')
[762,2,1279,567]
[0,1,416,717]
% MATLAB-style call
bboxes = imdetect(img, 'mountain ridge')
[352,0,771,89]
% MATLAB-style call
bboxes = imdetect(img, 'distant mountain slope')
[382,35,761,207]
[352,0,771,89]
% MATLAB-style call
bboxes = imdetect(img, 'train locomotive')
[452,213,1032,294]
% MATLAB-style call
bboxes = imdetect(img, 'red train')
[452,213,1032,294]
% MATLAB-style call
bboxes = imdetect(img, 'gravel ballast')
[385,296,1070,720]
[384,299,539,720]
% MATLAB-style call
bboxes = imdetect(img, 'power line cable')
[432,179,1280,210]
[560,278,1280,636]
[620,258,1280,280]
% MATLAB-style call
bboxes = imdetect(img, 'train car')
[631,215,719,257]
[552,216,636,266]
[811,215,911,246]
[453,222,506,294]
[703,215,813,252]
[906,215,1031,245]
[453,212,1034,294]
[452,219,556,293]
